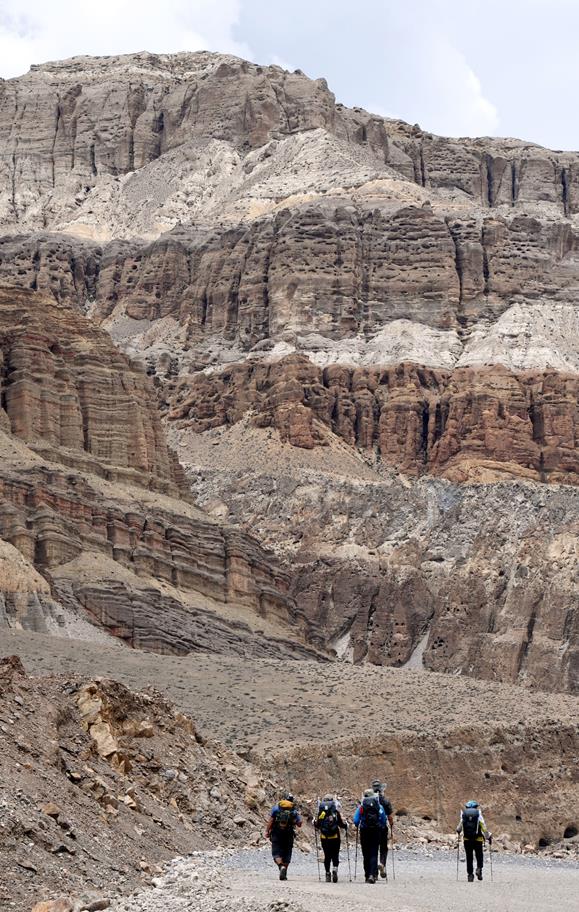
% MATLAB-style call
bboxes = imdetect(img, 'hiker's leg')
[271,835,284,869]
[475,841,484,871]
[465,841,474,877]
[360,831,371,878]
[331,841,340,868]
[323,842,332,873]
[379,829,388,866]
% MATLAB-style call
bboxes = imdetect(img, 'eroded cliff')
[0,51,577,691]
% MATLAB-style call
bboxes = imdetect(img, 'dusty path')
[111,847,579,912]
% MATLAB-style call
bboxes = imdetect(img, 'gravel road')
[111,846,579,912]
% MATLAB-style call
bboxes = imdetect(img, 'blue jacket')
[353,800,387,830]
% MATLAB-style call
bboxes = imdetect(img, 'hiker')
[265,792,303,880]
[372,779,394,878]
[456,800,492,882]
[353,788,387,883]
[314,793,348,882]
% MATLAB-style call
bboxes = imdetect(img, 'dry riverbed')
[110,846,579,912]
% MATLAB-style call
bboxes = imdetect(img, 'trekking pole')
[489,838,493,882]
[314,798,321,882]
[345,826,352,882]
[354,828,359,881]
[456,834,460,881]
[391,825,396,881]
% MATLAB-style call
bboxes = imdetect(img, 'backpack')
[274,799,295,831]
[318,801,339,837]
[361,796,381,829]
[462,807,480,839]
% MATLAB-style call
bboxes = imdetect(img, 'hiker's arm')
[265,809,275,837]
[456,814,463,834]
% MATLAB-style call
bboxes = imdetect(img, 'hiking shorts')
[271,831,294,864]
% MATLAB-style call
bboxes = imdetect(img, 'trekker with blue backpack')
[353,788,387,883]
[456,800,493,882]
[314,794,348,882]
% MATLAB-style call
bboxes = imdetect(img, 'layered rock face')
[187,449,578,693]
[2,51,579,238]
[169,356,579,484]
[0,459,310,658]
[0,286,312,659]
[0,286,182,491]
[0,52,577,692]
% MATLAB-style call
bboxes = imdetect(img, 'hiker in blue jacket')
[265,793,303,880]
[353,788,387,883]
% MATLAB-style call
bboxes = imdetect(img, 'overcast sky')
[0,0,576,149]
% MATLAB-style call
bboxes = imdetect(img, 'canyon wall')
[0,51,577,690]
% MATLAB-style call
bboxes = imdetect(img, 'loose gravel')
[110,846,579,912]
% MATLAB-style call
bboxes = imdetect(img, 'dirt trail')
[110,847,579,912]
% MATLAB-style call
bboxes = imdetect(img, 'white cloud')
[0,0,252,78]
[426,37,499,137]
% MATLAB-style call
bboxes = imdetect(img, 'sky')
[0,0,577,150]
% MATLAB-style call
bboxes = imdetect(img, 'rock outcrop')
[169,355,579,485]
[274,718,579,847]
[2,52,579,238]
[0,286,314,659]
[0,658,277,911]
[0,285,182,492]
[187,445,579,693]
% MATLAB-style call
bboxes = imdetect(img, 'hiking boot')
[279,865,287,881]
[368,875,376,884]
[325,871,331,882]
[378,862,386,879]
[467,874,474,882]
[476,868,483,881]
[332,869,338,883]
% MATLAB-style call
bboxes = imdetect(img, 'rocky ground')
[0,47,578,912]
[107,847,579,912]
[0,656,279,912]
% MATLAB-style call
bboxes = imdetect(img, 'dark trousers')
[464,839,484,876]
[271,832,294,865]
[379,828,389,866]
[360,829,380,879]
[322,837,340,871]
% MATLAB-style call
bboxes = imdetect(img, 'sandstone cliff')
[0,286,315,660]
[168,355,579,485]
[0,52,577,691]
[0,285,182,492]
